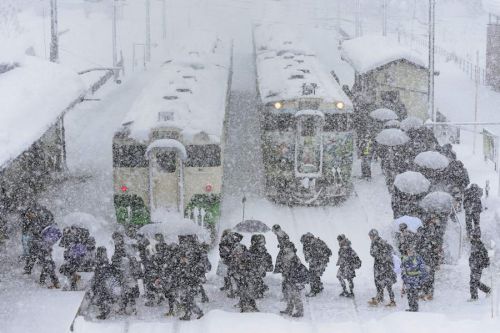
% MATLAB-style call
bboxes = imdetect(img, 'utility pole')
[145,0,151,62]
[382,0,388,36]
[355,0,362,37]
[50,0,59,62]
[112,0,118,67]
[428,0,436,125]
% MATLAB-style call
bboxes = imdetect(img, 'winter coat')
[370,236,397,284]
[464,185,483,215]
[249,243,273,277]
[416,224,440,269]
[303,237,332,274]
[219,232,242,265]
[336,241,361,279]
[274,239,295,274]
[397,230,417,255]
[401,254,427,288]
[282,254,309,290]
[469,239,490,271]
[445,160,469,191]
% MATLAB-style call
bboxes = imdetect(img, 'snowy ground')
[2,1,500,333]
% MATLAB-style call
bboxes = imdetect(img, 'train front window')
[113,144,148,168]
[295,115,323,176]
[156,152,177,173]
[185,144,221,167]
[324,113,353,132]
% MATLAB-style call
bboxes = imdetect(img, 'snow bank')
[0,55,86,168]
[394,171,430,194]
[341,35,426,74]
[376,128,410,146]
[414,151,450,170]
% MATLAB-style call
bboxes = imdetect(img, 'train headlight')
[336,101,345,110]
[274,102,283,110]
[205,184,213,193]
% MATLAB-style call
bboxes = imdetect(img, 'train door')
[147,141,186,215]
[294,111,324,179]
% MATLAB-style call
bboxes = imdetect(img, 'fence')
[398,29,487,85]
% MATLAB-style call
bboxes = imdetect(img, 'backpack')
[69,243,88,259]
[41,225,62,246]
[351,249,362,269]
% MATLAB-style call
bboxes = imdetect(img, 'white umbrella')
[376,128,410,146]
[370,108,398,122]
[394,215,423,233]
[414,151,449,170]
[400,116,424,131]
[394,171,431,195]
[139,212,210,244]
[419,191,454,214]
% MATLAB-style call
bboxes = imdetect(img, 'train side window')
[263,113,294,131]
[113,144,148,168]
[156,152,177,173]
[185,144,221,167]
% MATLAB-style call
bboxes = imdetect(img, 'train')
[112,33,232,236]
[254,24,354,205]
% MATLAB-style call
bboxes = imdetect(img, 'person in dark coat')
[279,245,309,318]
[159,242,180,316]
[301,232,332,296]
[445,160,469,211]
[416,219,441,300]
[359,136,373,179]
[249,234,273,298]
[336,234,361,297]
[401,247,427,312]
[468,233,491,301]
[230,243,259,312]
[438,143,457,161]
[368,229,397,307]
[272,224,291,275]
[396,223,417,256]
[463,184,483,236]
[136,234,158,307]
[59,226,96,290]
[90,247,113,320]
[380,91,408,120]
[219,230,243,297]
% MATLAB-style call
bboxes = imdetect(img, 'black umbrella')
[234,220,271,233]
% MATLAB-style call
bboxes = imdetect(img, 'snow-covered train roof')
[0,55,86,169]
[341,35,427,74]
[119,35,231,145]
[254,25,352,111]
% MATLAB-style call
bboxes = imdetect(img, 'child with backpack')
[336,234,362,297]
[401,247,427,312]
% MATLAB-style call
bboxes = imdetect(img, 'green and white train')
[112,35,232,234]
[254,25,354,205]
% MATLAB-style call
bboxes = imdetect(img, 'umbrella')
[376,128,410,146]
[139,216,210,244]
[384,120,401,129]
[400,116,424,131]
[370,108,398,122]
[234,220,271,233]
[394,171,431,195]
[394,215,423,233]
[419,191,454,214]
[414,151,449,170]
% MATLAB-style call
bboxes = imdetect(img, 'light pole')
[112,0,118,67]
[428,0,436,124]
[50,0,59,62]
[145,0,151,62]
[382,0,388,36]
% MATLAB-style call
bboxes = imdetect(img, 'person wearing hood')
[301,232,332,297]
[401,246,427,312]
[219,230,243,297]
[336,234,362,297]
[445,160,470,211]
[279,244,309,318]
[273,224,291,275]
[463,184,483,236]
[368,229,397,307]
[249,234,273,298]
[90,247,113,320]
[468,232,491,301]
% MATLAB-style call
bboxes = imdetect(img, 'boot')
[385,300,396,307]
[346,291,355,298]
[292,311,303,318]
[179,314,191,321]
[280,306,293,315]
[368,297,379,306]
[339,290,349,297]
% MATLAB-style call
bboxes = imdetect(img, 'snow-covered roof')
[484,0,500,17]
[394,171,430,195]
[120,35,231,145]
[254,24,352,111]
[0,55,86,168]
[341,35,427,74]
[146,139,188,160]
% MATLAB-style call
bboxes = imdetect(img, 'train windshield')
[295,114,323,177]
